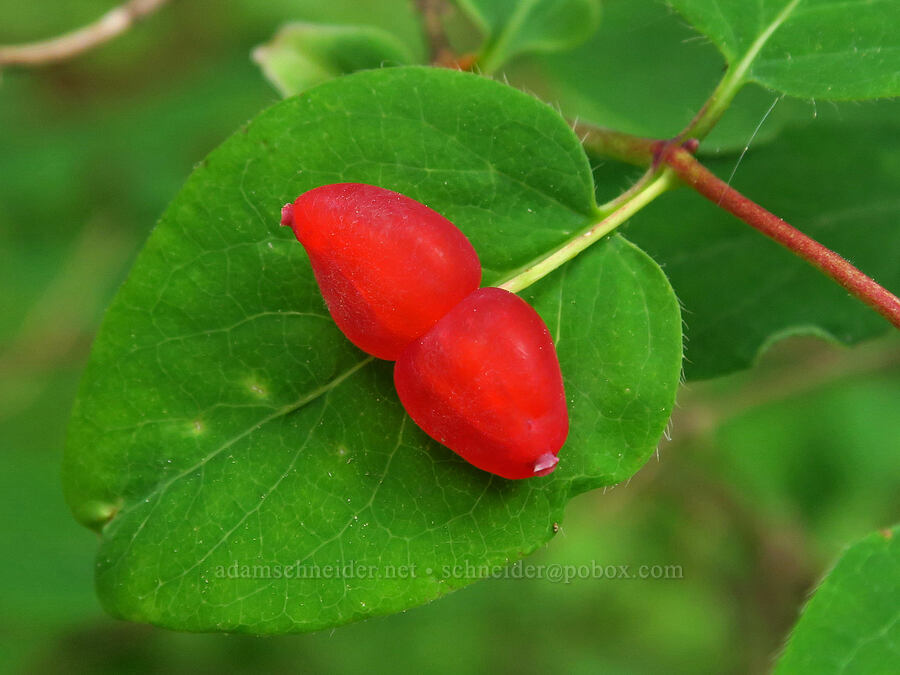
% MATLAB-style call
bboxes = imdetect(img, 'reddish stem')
[574,122,656,167]
[654,141,900,330]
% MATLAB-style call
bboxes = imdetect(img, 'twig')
[573,121,655,167]
[655,141,900,330]
[415,0,454,66]
[0,0,170,68]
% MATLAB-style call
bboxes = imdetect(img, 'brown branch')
[0,0,169,68]
[414,0,476,69]
[655,141,900,330]
[415,0,454,66]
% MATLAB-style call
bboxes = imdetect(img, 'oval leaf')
[63,67,681,633]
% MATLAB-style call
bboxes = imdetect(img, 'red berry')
[281,183,482,360]
[394,287,568,479]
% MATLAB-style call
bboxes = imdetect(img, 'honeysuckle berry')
[281,183,481,360]
[394,287,568,479]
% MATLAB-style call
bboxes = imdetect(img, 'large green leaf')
[775,525,900,673]
[63,67,682,632]
[624,101,900,379]
[252,23,413,97]
[667,0,900,99]
[454,0,601,72]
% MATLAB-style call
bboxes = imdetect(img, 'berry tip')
[280,203,294,227]
[533,452,559,476]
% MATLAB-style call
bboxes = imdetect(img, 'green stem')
[497,171,675,293]
[679,64,745,141]
[681,0,801,140]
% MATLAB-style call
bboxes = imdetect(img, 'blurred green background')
[1,1,897,673]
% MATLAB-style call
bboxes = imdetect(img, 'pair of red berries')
[281,183,568,479]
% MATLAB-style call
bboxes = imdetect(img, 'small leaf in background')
[624,100,900,379]
[667,0,900,99]
[775,525,899,673]
[63,67,682,633]
[252,22,414,97]
[453,0,601,72]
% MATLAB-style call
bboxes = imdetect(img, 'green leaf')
[252,23,414,97]
[667,0,900,99]
[63,67,682,633]
[775,525,900,673]
[454,0,601,72]
[624,100,900,379]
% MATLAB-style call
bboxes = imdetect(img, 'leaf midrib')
[732,0,803,85]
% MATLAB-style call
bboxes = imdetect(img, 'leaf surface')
[64,67,682,632]
[775,525,900,674]
[667,0,900,99]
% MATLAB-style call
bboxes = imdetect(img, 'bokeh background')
[1,1,898,673]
